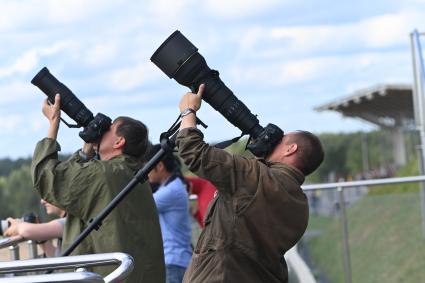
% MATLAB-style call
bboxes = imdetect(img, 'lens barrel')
[31,67,94,128]
[151,31,263,138]
[151,31,199,78]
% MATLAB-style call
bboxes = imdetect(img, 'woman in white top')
[4,199,65,257]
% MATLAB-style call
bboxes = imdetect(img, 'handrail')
[0,235,24,249]
[302,175,425,191]
[0,252,134,283]
[0,271,103,282]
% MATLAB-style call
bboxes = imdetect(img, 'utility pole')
[410,29,425,239]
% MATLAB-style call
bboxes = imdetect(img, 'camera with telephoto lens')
[151,30,283,157]
[0,212,37,236]
[31,67,112,143]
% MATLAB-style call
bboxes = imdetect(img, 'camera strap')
[160,113,209,142]
[213,132,246,150]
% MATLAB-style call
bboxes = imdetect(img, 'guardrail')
[301,175,425,283]
[0,236,24,250]
[0,252,134,283]
[0,235,38,260]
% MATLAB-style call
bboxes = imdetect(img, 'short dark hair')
[114,116,150,159]
[288,131,324,176]
[145,144,189,188]
[145,144,180,173]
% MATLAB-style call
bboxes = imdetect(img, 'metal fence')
[0,241,133,283]
[301,175,425,283]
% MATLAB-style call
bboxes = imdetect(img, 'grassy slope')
[304,158,425,282]
[304,190,425,283]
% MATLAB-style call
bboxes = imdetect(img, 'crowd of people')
[2,84,324,283]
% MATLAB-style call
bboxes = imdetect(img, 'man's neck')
[101,150,123,161]
[160,171,173,185]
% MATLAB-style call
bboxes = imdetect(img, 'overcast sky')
[0,0,424,158]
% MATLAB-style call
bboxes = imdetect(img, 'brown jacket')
[176,128,309,283]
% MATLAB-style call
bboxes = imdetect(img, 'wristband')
[180,108,196,117]
[78,150,90,161]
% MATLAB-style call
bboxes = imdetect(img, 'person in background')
[4,199,66,257]
[185,176,216,228]
[146,144,192,283]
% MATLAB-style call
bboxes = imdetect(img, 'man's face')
[266,132,296,162]
[40,199,64,217]
[148,165,162,186]
[96,121,120,160]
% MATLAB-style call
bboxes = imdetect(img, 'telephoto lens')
[31,67,112,143]
[151,31,283,157]
[151,30,263,138]
[31,67,94,128]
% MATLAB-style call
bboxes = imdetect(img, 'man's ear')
[113,136,125,149]
[154,161,165,173]
[282,143,298,157]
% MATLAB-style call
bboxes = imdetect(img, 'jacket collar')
[261,159,305,185]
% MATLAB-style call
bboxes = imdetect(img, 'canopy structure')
[315,84,415,165]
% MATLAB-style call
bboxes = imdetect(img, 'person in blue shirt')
[146,144,193,283]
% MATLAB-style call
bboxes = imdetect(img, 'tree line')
[0,130,420,219]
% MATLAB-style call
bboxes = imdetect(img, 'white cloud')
[146,0,193,27]
[0,0,125,33]
[83,92,155,113]
[0,1,42,31]
[0,114,23,131]
[84,43,118,67]
[0,41,73,78]
[0,81,35,105]
[229,50,411,87]
[204,0,281,19]
[107,63,161,91]
[1,0,424,158]
[46,0,109,24]
[237,10,424,59]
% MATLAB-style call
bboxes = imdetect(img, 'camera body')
[31,67,112,143]
[79,113,112,143]
[0,212,37,236]
[151,31,283,157]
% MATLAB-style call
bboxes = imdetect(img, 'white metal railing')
[301,175,425,283]
[302,175,425,191]
[0,252,134,283]
[0,236,24,250]
[0,236,38,261]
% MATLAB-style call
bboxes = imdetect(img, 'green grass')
[303,190,425,283]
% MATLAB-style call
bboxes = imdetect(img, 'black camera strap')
[213,132,246,150]
[161,112,208,142]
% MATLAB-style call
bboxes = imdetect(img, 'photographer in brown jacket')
[176,84,324,283]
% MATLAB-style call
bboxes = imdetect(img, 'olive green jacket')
[176,128,309,283]
[31,138,165,283]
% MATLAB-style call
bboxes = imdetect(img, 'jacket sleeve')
[176,128,259,197]
[31,138,104,221]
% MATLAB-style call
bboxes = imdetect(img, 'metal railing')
[0,252,134,283]
[301,175,425,283]
[0,236,24,250]
[0,235,38,261]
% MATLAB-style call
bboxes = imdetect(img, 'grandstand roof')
[315,84,415,128]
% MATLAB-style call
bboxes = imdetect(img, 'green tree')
[0,165,40,219]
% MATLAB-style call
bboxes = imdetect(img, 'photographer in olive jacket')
[31,94,165,283]
[176,85,324,283]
